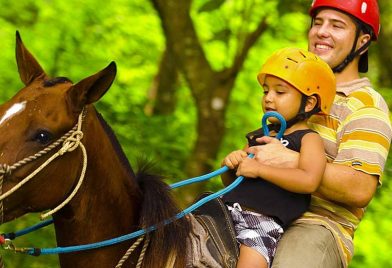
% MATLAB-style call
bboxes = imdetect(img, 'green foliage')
[197,0,225,13]
[0,214,58,267]
[0,0,391,267]
[351,147,392,267]
[276,0,310,14]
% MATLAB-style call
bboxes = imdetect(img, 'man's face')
[308,9,358,69]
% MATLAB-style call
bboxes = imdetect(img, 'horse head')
[0,32,192,268]
[0,32,116,222]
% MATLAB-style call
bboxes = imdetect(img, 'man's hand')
[247,136,378,207]
[246,136,299,168]
[236,158,263,178]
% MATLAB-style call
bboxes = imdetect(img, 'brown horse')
[0,32,194,267]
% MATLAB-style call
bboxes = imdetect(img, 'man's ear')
[305,95,318,112]
[358,33,371,55]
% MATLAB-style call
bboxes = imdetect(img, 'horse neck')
[53,108,142,267]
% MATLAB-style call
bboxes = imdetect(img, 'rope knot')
[0,164,11,178]
[59,130,84,155]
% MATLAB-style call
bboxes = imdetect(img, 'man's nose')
[315,23,331,38]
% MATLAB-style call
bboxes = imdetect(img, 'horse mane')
[96,111,190,266]
[43,77,73,87]
[135,160,191,267]
[95,111,136,178]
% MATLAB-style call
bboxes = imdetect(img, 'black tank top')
[223,128,316,229]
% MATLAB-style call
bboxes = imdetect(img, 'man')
[245,0,392,267]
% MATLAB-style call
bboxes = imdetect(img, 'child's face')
[261,75,303,123]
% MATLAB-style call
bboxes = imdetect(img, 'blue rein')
[170,111,286,189]
[1,111,286,256]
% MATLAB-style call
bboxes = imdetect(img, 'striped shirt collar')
[337,77,372,96]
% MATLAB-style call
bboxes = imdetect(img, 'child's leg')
[237,245,268,268]
[227,204,283,268]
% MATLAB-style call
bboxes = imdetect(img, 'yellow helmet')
[257,47,336,114]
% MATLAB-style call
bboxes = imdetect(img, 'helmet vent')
[287,57,298,63]
[257,47,336,115]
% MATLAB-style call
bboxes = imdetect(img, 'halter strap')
[0,109,87,223]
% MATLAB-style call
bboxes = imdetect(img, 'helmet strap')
[332,27,372,73]
[273,94,321,130]
[284,95,308,128]
[272,95,320,131]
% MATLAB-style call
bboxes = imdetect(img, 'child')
[221,47,336,268]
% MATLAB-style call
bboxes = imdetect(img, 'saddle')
[189,192,239,267]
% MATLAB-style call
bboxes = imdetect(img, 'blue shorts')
[227,203,284,266]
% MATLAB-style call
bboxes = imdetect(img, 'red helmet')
[309,0,380,40]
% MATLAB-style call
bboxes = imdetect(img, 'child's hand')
[222,150,248,169]
[236,158,261,178]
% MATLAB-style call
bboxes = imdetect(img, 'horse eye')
[33,130,53,145]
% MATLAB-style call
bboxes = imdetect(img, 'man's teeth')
[316,44,331,50]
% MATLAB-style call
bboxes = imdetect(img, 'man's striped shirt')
[301,77,392,267]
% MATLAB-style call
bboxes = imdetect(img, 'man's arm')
[319,163,378,207]
[237,132,325,193]
[247,136,378,208]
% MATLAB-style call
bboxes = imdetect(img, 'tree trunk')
[377,0,392,89]
[150,0,267,205]
[145,47,179,115]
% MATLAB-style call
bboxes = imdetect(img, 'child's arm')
[236,132,325,193]
[221,149,248,186]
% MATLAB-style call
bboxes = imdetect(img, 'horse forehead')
[0,101,27,126]
[20,79,72,105]
[0,82,72,126]
[22,79,72,99]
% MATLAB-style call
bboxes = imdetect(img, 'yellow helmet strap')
[285,94,320,129]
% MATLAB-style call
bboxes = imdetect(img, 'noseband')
[0,109,152,267]
[0,109,87,224]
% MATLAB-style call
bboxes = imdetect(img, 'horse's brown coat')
[0,32,189,268]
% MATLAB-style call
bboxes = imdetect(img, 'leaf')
[198,0,226,13]
[209,28,232,43]
[277,0,309,14]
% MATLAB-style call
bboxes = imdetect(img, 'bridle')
[0,109,149,267]
[0,110,288,267]
[0,109,87,224]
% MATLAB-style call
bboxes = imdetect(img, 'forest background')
[0,0,391,267]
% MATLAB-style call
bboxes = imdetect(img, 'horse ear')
[67,61,117,112]
[15,31,47,85]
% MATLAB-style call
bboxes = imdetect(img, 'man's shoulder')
[337,78,389,113]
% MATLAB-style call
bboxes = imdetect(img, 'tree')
[377,0,392,90]
[149,0,269,203]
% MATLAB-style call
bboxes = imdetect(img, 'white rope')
[40,141,87,220]
[0,148,68,202]
[0,111,87,221]
[115,236,145,268]
[136,235,150,268]
[0,110,87,267]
